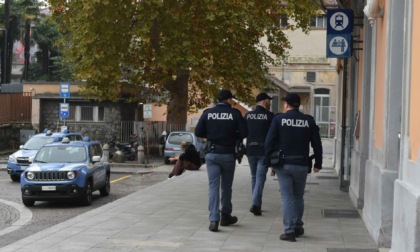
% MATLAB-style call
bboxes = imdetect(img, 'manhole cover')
[327,249,378,252]
[317,176,339,179]
[323,209,360,218]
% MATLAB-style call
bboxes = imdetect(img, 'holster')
[270,150,284,167]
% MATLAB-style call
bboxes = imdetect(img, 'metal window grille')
[306,72,316,82]
[67,105,105,122]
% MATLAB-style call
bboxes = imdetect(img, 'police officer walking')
[264,93,322,242]
[195,89,248,232]
[245,93,274,216]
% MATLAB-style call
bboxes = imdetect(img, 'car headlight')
[26,171,34,180]
[67,171,76,180]
[8,155,17,163]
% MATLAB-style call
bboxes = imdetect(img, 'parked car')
[20,137,110,207]
[7,129,84,182]
[163,131,206,164]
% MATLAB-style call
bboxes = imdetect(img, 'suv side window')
[67,134,83,141]
[89,144,103,161]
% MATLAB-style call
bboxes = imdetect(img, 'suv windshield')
[35,146,87,163]
[23,136,56,150]
[168,133,194,145]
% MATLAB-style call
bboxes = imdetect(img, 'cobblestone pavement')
[0,202,19,230]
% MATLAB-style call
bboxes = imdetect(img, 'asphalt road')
[0,167,171,248]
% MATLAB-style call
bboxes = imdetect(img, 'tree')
[28,16,71,81]
[0,0,44,83]
[48,0,318,125]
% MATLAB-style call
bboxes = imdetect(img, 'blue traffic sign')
[327,9,353,34]
[326,34,352,58]
[60,83,70,98]
[60,103,69,118]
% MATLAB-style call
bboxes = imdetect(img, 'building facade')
[336,0,420,250]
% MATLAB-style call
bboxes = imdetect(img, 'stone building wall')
[40,99,136,145]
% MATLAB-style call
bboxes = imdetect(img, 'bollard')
[113,150,125,163]
[102,143,109,162]
[138,145,145,164]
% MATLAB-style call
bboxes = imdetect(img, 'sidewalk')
[1,141,382,252]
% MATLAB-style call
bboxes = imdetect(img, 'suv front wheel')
[99,174,110,196]
[10,174,20,182]
[80,181,93,206]
[22,197,35,207]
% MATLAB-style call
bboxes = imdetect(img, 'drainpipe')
[340,58,349,192]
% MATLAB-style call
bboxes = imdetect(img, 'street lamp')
[0,28,6,85]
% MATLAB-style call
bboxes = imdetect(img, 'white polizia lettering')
[281,118,310,127]
[208,113,234,120]
[246,114,268,120]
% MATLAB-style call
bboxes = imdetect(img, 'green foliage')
[28,16,73,81]
[48,0,318,110]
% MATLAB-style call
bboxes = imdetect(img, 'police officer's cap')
[281,93,301,107]
[218,90,236,101]
[256,93,273,103]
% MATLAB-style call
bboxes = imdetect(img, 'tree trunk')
[165,69,189,127]
[23,20,31,81]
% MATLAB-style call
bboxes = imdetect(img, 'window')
[270,94,279,114]
[280,15,289,28]
[67,134,83,141]
[314,89,335,138]
[89,144,103,161]
[68,105,105,122]
[306,72,316,82]
[310,15,327,29]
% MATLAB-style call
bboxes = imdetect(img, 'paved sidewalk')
[0,140,383,252]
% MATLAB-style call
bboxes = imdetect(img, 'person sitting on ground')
[168,142,201,178]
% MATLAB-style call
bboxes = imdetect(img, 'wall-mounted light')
[363,0,384,27]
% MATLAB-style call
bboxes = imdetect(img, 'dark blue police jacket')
[195,102,248,148]
[245,105,274,156]
[264,109,322,169]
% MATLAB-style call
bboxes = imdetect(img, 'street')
[0,167,171,248]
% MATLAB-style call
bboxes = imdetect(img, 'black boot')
[209,221,219,232]
[294,227,304,237]
[249,205,262,216]
[220,213,238,226]
[279,233,296,242]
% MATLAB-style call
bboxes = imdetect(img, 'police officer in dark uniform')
[245,93,274,216]
[264,93,322,242]
[195,89,248,232]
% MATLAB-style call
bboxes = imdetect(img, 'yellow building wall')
[23,83,82,94]
[410,0,420,161]
[373,0,387,149]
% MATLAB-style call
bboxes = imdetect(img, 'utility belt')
[247,141,263,147]
[271,150,308,167]
[204,141,235,154]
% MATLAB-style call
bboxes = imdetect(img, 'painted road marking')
[111,175,132,183]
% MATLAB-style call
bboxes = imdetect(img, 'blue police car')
[20,137,111,207]
[7,129,84,182]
